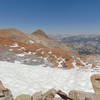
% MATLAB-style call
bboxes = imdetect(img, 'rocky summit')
[31,29,49,39]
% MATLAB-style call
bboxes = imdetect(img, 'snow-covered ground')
[0,61,100,97]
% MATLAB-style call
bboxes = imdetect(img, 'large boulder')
[32,91,42,100]
[57,90,73,100]
[91,74,100,94]
[0,81,13,100]
[15,94,31,100]
[42,89,57,100]
[68,90,94,100]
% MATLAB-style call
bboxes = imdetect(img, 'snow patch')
[48,51,52,54]
[29,40,34,44]
[57,57,65,68]
[32,52,36,55]
[20,47,26,50]
[41,51,44,54]
[14,61,21,64]
[16,54,25,57]
[36,48,42,52]
[0,61,99,97]
[17,47,26,51]
[9,49,13,51]
[72,60,77,68]
[10,43,19,48]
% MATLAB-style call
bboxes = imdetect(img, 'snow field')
[0,61,99,97]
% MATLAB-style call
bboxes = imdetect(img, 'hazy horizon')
[0,0,100,34]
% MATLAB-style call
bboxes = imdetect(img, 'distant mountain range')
[49,34,100,55]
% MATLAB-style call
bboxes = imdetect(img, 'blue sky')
[0,0,100,34]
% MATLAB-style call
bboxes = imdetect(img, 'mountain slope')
[0,28,92,69]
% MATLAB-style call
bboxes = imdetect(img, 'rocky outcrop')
[0,81,13,100]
